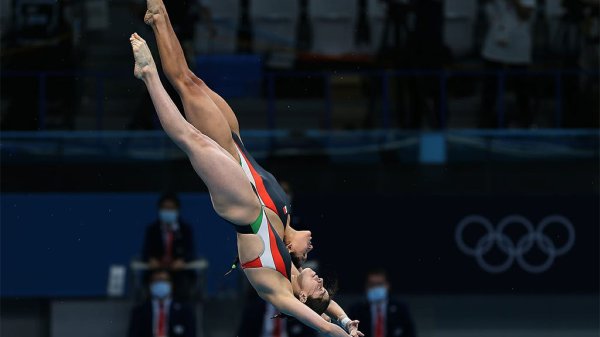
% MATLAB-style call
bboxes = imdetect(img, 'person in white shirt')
[480,0,536,128]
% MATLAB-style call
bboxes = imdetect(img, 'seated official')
[142,193,196,298]
[349,268,416,337]
[128,269,196,337]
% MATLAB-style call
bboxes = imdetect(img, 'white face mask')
[150,281,171,299]
[159,210,178,224]
[367,286,388,302]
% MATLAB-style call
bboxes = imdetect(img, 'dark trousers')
[480,60,532,128]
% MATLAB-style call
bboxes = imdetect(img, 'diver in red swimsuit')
[130,32,364,337]
[142,0,312,267]
[141,1,362,335]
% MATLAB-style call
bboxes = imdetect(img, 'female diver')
[143,0,311,266]
[129,32,358,337]
[140,1,362,335]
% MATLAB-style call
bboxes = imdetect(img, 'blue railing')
[1,69,122,130]
[1,68,598,130]
[264,69,598,130]
[2,129,598,164]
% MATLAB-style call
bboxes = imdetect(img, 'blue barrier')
[3,193,597,296]
[0,193,239,298]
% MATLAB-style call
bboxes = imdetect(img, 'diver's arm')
[326,300,348,322]
[267,293,351,337]
[326,300,364,337]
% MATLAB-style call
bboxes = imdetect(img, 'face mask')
[367,286,388,302]
[159,210,178,224]
[150,281,171,299]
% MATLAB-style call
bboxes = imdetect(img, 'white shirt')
[152,299,171,337]
[482,0,536,64]
[261,303,288,337]
[370,300,388,337]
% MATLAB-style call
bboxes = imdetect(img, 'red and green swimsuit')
[232,132,291,226]
[233,206,292,281]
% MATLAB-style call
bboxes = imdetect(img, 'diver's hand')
[324,323,352,337]
[347,320,364,337]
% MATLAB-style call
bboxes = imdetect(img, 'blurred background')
[1,0,598,336]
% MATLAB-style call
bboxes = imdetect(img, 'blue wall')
[2,193,598,297]
[0,193,238,297]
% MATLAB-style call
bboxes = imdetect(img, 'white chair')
[207,0,240,19]
[367,0,387,54]
[544,0,567,54]
[545,0,565,18]
[251,0,297,18]
[310,0,357,55]
[196,0,239,54]
[443,0,478,58]
[250,0,298,52]
[368,0,386,19]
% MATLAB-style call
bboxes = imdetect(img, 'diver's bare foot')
[144,0,162,25]
[129,33,156,80]
[143,10,158,25]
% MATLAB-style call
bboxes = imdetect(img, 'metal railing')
[1,68,598,130]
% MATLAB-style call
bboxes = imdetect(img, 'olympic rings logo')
[455,215,575,274]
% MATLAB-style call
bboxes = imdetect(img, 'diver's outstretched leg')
[130,33,258,224]
[144,1,239,158]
